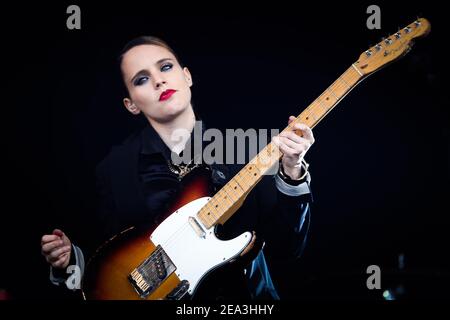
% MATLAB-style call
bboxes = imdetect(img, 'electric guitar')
[82,19,431,300]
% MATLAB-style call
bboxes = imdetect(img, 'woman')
[41,36,315,299]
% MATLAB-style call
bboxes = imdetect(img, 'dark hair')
[118,36,184,69]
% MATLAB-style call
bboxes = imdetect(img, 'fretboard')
[198,64,364,228]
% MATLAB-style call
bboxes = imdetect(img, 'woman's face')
[121,44,193,123]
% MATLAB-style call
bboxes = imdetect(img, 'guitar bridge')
[128,245,176,299]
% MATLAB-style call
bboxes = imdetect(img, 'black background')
[1,1,448,302]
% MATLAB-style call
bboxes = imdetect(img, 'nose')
[152,73,167,90]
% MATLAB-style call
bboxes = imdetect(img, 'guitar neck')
[292,65,364,130]
[197,64,365,228]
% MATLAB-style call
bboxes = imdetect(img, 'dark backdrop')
[1,1,448,301]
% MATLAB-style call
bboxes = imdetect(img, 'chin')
[156,105,188,123]
[166,101,189,115]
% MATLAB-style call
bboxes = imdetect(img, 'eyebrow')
[129,58,174,84]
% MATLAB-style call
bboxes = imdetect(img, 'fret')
[316,97,329,112]
[199,202,217,226]
[229,175,246,194]
[338,75,351,89]
[225,182,239,202]
[249,165,263,185]
[303,112,317,123]
[349,64,364,79]
[237,169,252,191]
[235,171,250,190]
[206,193,227,218]
[309,112,318,121]
[218,187,234,208]
[351,63,363,76]
[327,87,339,101]
[210,198,225,216]
[337,67,359,89]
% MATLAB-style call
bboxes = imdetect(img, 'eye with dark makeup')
[134,63,174,86]
[161,63,173,72]
[134,76,149,86]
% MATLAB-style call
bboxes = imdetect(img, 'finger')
[48,247,71,263]
[288,116,296,125]
[42,240,64,254]
[49,245,71,260]
[52,253,70,268]
[274,136,302,155]
[278,136,307,155]
[292,123,314,143]
[41,234,60,245]
[272,136,281,147]
[53,229,64,238]
[48,251,67,264]
[280,130,307,145]
[278,140,298,157]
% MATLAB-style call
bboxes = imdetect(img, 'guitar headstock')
[354,18,431,75]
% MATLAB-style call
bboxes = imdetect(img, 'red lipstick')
[159,89,176,101]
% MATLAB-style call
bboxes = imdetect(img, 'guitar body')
[82,167,252,300]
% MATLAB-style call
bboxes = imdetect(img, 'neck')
[147,105,196,154]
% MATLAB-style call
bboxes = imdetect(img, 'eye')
[161,63,173,72]
[134,76,149,86]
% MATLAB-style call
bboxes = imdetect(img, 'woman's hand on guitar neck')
[41,229,72,269]
[273,116,315,180]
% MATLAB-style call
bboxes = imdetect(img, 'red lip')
[159,89,177,101]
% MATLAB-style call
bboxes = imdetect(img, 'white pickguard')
[150,197,251,295]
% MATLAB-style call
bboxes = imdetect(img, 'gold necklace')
[167,159,200,180]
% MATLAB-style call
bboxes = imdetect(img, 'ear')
[183,67,193,87]
[123,98,141,115]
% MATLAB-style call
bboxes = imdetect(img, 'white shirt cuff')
[274,172,311,197]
